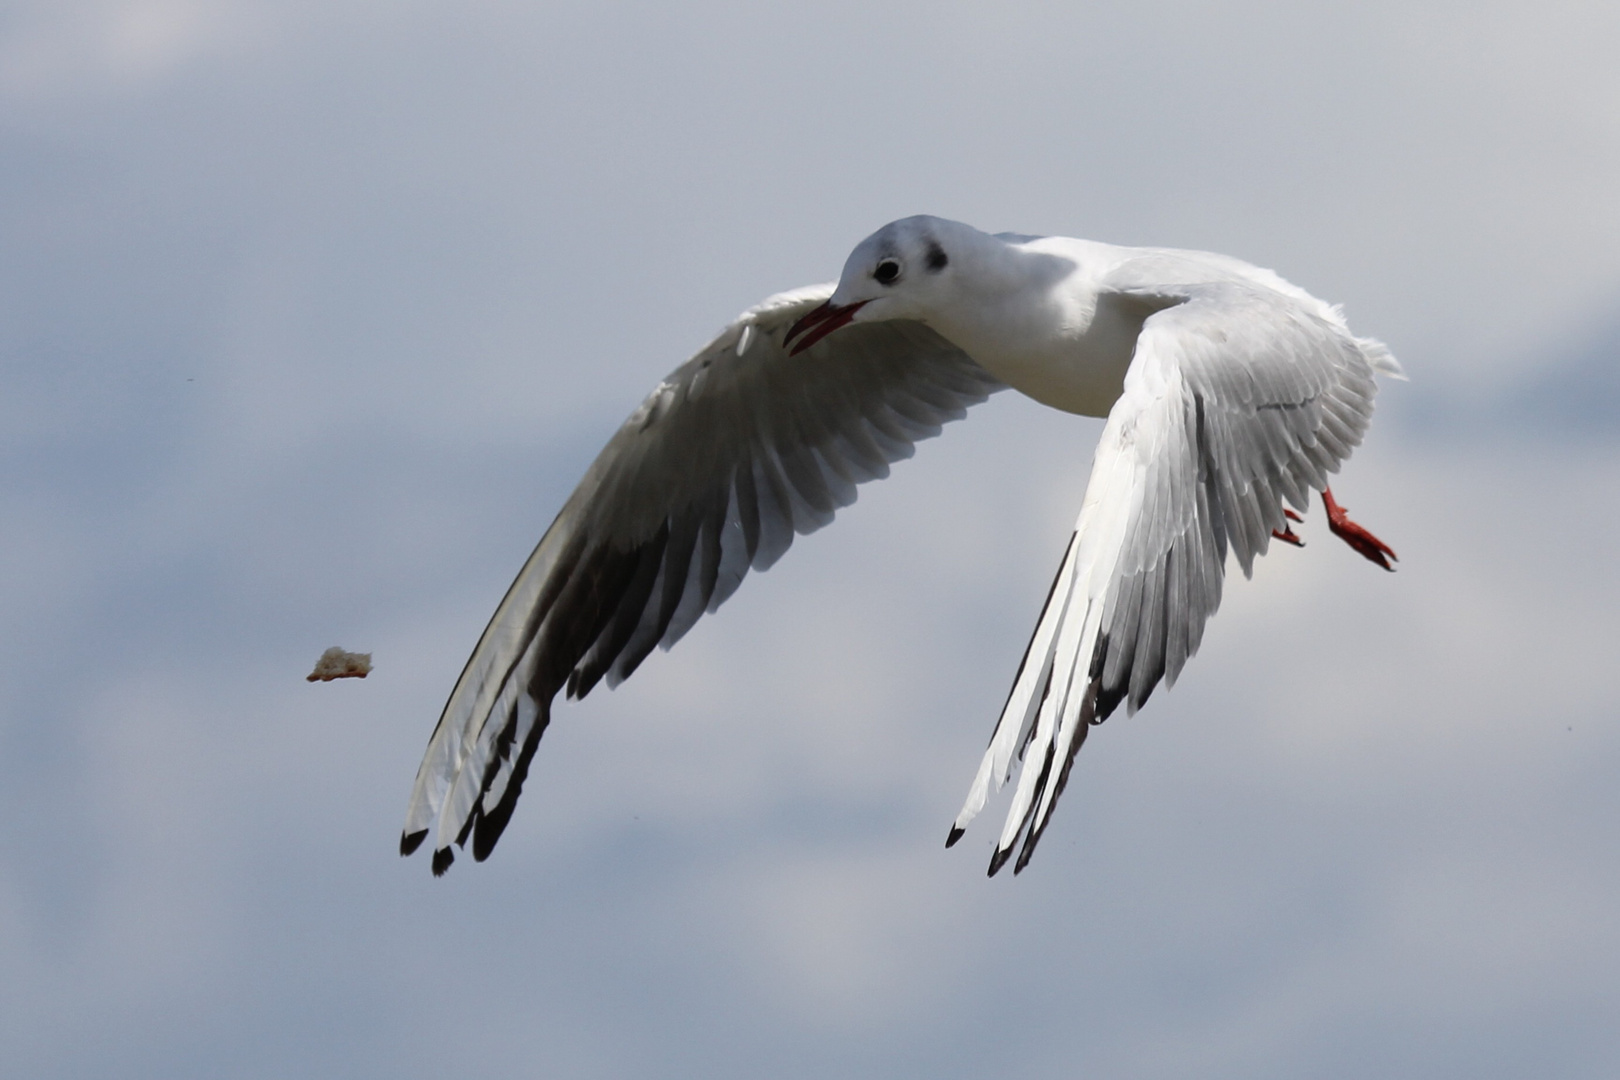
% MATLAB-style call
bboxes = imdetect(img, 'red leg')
[1322,487,1397,571]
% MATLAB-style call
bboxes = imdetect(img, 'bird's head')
[784,216,975,356]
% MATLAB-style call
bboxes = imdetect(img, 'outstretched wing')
[950,281,1398,875]
[403,284,1004,873]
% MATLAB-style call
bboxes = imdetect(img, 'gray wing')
[402,284,1004,873]
[950,281,1394,875]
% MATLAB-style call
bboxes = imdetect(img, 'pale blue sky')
[3,3,1618,1078]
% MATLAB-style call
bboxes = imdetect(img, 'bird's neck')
[929,238,1137,418]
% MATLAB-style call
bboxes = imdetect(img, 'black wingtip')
[431,847,454,876]
[987,845,1013,877]
[945,825,965,849]
[472,801,511,862]
[400,829,428,857]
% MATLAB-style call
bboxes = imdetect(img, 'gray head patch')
[925,242,949,272]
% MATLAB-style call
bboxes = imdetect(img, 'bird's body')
[915,234,1145,415]
[402,216,1403,876]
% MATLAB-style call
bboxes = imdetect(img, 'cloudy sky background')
[3,2,1618,1076]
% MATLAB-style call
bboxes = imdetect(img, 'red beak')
[783,299,869,356]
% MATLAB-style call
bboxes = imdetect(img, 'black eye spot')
[925,243,948,272]
[874,259,901,285]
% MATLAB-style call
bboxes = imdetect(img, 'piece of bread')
[307,647,373,682]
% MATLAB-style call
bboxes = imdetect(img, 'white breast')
[937,285,1167,419]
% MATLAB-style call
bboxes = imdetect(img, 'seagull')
[401,215,1404,877]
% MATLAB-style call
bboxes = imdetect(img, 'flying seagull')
[401,215,1404,877]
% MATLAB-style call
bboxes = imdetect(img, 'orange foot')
[1323,487,1397,571]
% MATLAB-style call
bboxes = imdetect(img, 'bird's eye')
[874,259,901,285]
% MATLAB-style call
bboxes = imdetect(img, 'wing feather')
[403,285,1003,872]
[952,281,1392,874]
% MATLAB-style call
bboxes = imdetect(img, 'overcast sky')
[3,3,1618,1078]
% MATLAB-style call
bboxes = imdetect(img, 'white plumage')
[401,216,1404,876]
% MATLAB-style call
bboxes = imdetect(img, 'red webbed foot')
[1271,508,1305,547]
[1322,487,1397,571]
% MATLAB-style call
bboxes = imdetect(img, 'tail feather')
[1359,337,1407,381]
